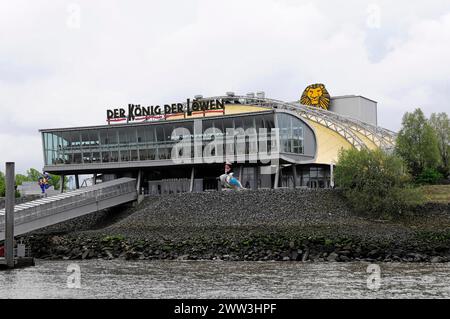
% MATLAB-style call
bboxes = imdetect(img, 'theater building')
[40,86,396,194]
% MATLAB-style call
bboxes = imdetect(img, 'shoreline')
[23,230,450,263]
[16,189,450,263]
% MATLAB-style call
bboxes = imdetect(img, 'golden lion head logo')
[300,84,331,110]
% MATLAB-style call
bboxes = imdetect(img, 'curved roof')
[199,95,397,164]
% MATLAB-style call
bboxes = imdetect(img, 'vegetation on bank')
[9,187,450,263]
[335,108,449,217]
[334,148,423,217]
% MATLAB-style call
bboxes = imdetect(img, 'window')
[99,129,108,145]
[277,113,305,154]
[92,152,101,163]
[241,167,256,189]
[110,151,119,162]
[130,149,139,161]
[139,148,149,161]
[73,153,82,164]
[155,125,165,142]
[120,149,130,162]
[102,150,111,163]
[243,117,255,131]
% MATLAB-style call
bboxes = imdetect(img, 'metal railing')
[0,178,136,228]
[197,95,397,150]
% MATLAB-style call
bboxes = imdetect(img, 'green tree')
[49,174,62,190]
[15,173,32,186]
[416,167,443,185]
[0,171,5,197]
[335,148,422,217]
[0,172,27,197]
[395,108,441,178]
[26,168,42,182]
[429,112,450,177]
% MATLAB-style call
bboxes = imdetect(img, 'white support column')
[5,162,15,268]
[273,165,280,189]
[330,163,335,189]
[190,167,195,192]
[136,170,142,193]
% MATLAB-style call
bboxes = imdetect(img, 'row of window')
[43,113,307,165]
[280,166,331,188]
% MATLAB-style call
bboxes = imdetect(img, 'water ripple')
[0,260,449,299]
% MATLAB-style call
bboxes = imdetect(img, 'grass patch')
[420,185,450,203]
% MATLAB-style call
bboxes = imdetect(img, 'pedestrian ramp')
[0,178,137,241]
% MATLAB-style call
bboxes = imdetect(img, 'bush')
[334,148,423,218]
[415,168,443,185]
[0,171,5,197]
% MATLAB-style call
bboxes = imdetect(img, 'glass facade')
[41,111,332,190]
[42,112,293,166]
[299,166,330,188]
[277,113,304,154]
[241,167,257,190]
[279,165,331,188]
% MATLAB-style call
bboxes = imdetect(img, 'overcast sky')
[1,0,450,174]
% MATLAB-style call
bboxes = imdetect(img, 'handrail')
[0,178,136,227]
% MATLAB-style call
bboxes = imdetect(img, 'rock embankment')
[19,189,450,262]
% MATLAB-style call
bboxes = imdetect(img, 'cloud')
[0,133,43,173]
[1,0,450,173]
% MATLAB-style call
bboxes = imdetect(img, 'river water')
[0,260,449,299]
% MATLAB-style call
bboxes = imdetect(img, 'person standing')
[38,172,51,197]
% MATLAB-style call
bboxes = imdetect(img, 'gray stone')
[177,255,189,260]
[81,250,90,259]
[105,250,114,259]
[431,256,444,263]
[326,252,339,262]
[339,255,351,262]
[301,249,310,262]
